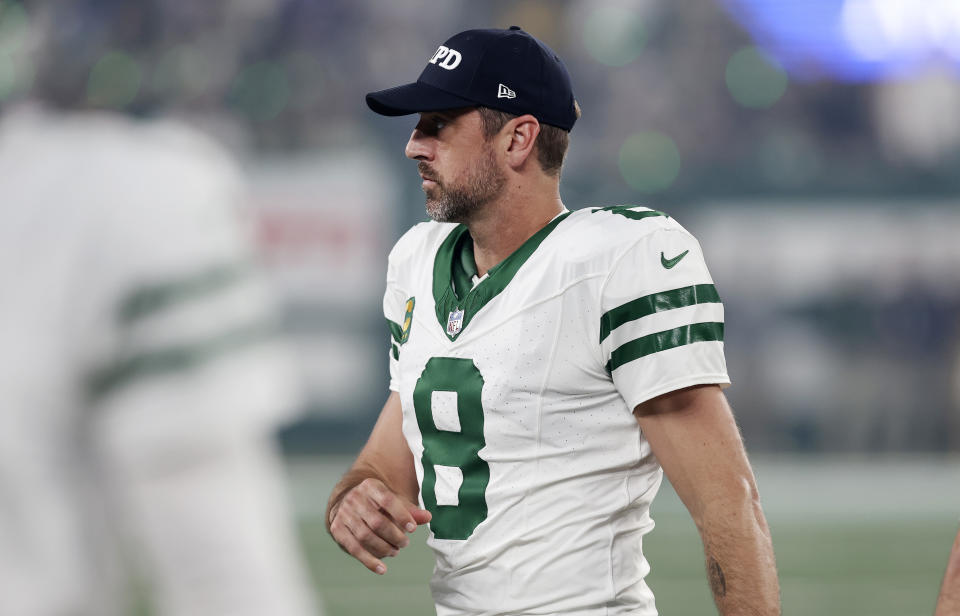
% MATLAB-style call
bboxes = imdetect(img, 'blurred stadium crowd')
[2,0,959,454]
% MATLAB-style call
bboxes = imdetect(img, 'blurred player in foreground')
[0,3,319,615]
[937,525,960,615]
[327,26,779,615]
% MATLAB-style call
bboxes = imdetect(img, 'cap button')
[509,25,522,30]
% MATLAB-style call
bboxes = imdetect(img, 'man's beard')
[419,146,506,223]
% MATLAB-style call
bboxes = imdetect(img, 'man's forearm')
[935,527,960,615]
[697,492,780,615]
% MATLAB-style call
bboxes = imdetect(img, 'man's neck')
[467,182,564,276]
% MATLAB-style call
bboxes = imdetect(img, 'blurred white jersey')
[384,206,729,615]
[0,106,316,616]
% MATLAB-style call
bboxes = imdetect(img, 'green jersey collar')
[433,211,571,341]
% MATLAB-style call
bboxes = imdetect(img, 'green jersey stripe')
[88,321,278,398]
[387,319,403,343]
[117,262,252,324]
[606,322,724,372]
[391,343,400,360]
[600,283,721,343]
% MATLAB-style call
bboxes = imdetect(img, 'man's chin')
[424,200,445,222]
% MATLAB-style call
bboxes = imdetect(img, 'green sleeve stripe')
[606,322,724,372]
[88,321,278,399]
[391,343,400,361]
[118,262,252,324]
[387,319,403,343]
[600,284,720,343]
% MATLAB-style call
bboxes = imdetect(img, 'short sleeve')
[383,250,408,392]
[599,227,730,411]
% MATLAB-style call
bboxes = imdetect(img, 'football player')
[327,26,780,615]
[0,3,318,615]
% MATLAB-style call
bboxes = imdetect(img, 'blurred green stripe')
[88,321,278,398]
[117,262,252,324]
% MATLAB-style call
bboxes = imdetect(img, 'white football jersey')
[0,106,315,616]
[384,206,730,616]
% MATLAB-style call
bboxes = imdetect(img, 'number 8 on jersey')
[413,357,490,540]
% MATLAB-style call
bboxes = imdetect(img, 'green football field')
[291,455,960,616]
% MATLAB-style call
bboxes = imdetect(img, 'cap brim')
[366,81,477,116]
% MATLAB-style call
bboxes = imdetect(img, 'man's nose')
[405,129,433,161]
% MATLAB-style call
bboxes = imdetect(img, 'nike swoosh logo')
[661,250,689,269]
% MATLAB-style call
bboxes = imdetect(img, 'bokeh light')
[86,51,142,108]
[725,46,788,109]
[0,0,30,101]
[230,61,289,121]
[0,53,14,100]
[283,52,325,111]
[618,131,682,193]
[153,45,213,100]
[0,2,29,55]
[582,6,647,67]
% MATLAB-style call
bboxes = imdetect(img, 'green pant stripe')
[606,322,724,372]
[600,283,720,343]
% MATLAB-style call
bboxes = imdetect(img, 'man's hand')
[329,477,431,575]
[326,392,429,575]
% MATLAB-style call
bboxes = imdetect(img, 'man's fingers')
[367,483,418,542]
[337,532,388,575]
[410,506,432,526]
[329,479,430,575]
[343,481,409,548]
[339,510,401,558]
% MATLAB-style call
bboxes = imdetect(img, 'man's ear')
[502,114,541,170]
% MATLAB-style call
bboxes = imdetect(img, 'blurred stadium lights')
[618,131,681,193]
[229,60,290,121]
[87,51,141,107]
[582,5,648,67]
[0,1,30,100]
[282,52,326,112]
[725,45,788,109]
[153,44,214,100]
[721,0,960,80]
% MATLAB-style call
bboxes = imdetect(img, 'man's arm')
[635,384,780,615]
[326,391,431,575]
[935,525,960,615]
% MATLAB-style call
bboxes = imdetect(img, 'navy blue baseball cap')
[366,26,578,131]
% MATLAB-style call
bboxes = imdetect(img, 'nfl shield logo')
[446,308,465,336]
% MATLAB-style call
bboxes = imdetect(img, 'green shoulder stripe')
[606,322,724,372]
[600,283,720,342]
[592,205,668,221]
